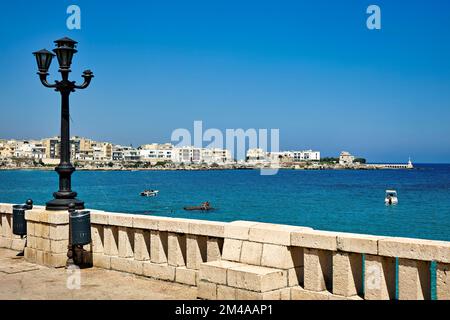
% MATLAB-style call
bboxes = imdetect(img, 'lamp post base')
[46,198,85,211]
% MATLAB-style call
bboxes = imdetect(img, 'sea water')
[0,164,449,241]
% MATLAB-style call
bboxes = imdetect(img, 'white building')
[201,148,233,165]
[171,146,233,165]
[112,145,140,161]
[246,148,268,164]
[292,150,320,162]
[13,141,45,159]
[139,143,173,163]
[339,151,355,166]
[246,148,320,164]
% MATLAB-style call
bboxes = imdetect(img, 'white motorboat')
[385,190,398,205]
[140,190,159,197]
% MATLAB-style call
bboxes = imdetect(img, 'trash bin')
[12,199,33,236]
[70,209,91,246]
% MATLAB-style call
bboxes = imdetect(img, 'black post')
[66,202,76,267]
[46,75,83,210]
[33,37,93,211]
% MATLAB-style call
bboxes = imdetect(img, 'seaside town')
[0,136,413,170]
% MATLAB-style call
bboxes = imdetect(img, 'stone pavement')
[0,248,197,300]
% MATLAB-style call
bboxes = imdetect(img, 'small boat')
[140,190,159,197]
[184,202,214,211]
[385,190,398,205]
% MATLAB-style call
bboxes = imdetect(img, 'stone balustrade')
[1,202,449,300]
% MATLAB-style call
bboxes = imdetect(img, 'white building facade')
[339,151,355,165]
[171,146,233,165]
[139,143,173,163]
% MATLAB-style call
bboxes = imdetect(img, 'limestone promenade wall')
[1,202,449,300]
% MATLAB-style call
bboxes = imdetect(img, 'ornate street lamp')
[33,37,94,211]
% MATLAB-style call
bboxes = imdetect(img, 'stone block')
[175,266,198,286]
[188,220,226,238]
[91,224,104,253]
[168,233,186,267]
[398,258,431,300]
[108,212,133,227]
[50,239,69,254]
[217,285,236,299]
[27,235,36,249]
[118,227,134,258]
[249,222,311,246]
[158,217,190,233]
[35,223,50,239]
[150,230,168,263]
[288,267,304,287]
[280,287,291,300]
[199,260,242,284]
[44,210,69,225]
[36,250,44,265]
[26,222,35,236]
[1,214,12,238]
[24,247,36,263]
[222,238,242,262]
[11,238,26,251]
[332,252,363,297]
[49,224,68,241]
[261,289,282,300]
[25,209,41,223]
[0,203,13,214]
[198,280,217,300]
[379,237,450,263]
[291,286,333,300]
[0,237,12,249]
[207,237,223,262]
[364,254,396,300]
[261,244,303,269]
[36,237,50,251]
[186,234,207,270]
[89,210,109,225]
[143,262,175,281]
[227,264,287,292]
[240,241,263,265]
[337,233,381,255]
[224,221,258,240]
[134,229,150,261]
[133,215,159,230]
[291,229,338,251]
[93,254,111,269]
[303,248,332,292]
[111,257,143,275]
[104,226,119,256]
[234,289,284,300]
[436,262,450,300]
[43,251,67,268]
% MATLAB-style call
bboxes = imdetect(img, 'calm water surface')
[1,164,449,241]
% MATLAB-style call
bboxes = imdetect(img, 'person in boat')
[202,201,210,210]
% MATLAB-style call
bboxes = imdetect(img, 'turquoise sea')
[1,164,449,241]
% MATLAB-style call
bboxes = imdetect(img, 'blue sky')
[0,0,449,162]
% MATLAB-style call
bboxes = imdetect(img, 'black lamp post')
[33,37,94,211]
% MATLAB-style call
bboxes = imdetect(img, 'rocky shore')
[0,160,413,171]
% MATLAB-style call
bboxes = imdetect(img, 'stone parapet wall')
[1,202,449,300]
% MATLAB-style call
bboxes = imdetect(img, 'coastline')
[0,164,416,171]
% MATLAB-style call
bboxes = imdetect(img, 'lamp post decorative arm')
[37,72,58,89]
[73,70,94,90]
